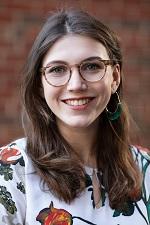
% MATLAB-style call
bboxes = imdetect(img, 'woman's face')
[42,34,120,130]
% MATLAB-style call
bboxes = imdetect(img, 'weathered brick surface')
[0,0,150,147]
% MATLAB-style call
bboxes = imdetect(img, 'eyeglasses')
[41,57,114,87]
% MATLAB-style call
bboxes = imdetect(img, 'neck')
[57,120,99,167]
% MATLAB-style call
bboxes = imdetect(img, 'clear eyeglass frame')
[40,57,115,87]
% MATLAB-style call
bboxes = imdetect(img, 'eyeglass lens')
[44,58,106,86]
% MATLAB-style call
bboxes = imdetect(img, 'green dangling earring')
[106,92,122,121]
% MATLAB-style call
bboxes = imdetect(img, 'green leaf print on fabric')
[101,187,106,207]
[113,147,150,225]
[0,186,17,214]
[85,174,92,187]
[138,147,150,224]
[113,200,135,217]
[17,182,25,194]
[0,164,13,181]
[86,173,106,209]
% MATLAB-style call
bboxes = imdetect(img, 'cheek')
[94,80,112,109]
[44,89,56,106]
[42,81,57,108]
[101,71,114,95]
[95,77,112,96]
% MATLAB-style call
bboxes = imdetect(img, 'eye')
[46,65,68,75]
[86,63,99,70]
[81,61,104,73]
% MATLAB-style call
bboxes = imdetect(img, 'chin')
[64,119,94,129]
[57,115,98,130]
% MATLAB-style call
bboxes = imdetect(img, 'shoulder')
[0,137,35,182]
[131,145,150,193]
[0,138,27,166]
[130,145,150,165]
[130,145,150,173]
[0,137,27,190]
[0,138,27,171]
[0,138,27,223]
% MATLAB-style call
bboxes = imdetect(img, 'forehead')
[42,34,109,66]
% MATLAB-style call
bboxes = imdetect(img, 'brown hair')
[22,9,141,209]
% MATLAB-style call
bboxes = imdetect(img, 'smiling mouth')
[63,98,94,106]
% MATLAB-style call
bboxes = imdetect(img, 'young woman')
[0,9,149,225]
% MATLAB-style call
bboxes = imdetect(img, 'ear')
[111,64,121,94]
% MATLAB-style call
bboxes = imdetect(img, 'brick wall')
[0,0,150,147]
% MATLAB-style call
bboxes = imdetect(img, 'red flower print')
[36,201,73,225]
[36,202,96,225]
[0,143,24,166]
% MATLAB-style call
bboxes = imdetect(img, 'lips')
[62,97,94,106]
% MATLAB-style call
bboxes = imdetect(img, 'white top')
[0,138,149,225]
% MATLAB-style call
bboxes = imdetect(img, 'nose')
[67,67,87,91]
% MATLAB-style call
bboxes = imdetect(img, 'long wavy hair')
[21,9,141,209]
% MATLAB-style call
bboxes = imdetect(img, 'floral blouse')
[0,138,150,225]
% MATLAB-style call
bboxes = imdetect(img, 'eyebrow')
[44,56,103,67]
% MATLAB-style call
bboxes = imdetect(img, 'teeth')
[65,99,90,106]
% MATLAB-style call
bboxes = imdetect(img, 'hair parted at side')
[21,9,142,209]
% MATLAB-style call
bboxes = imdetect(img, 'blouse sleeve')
[132,145,150,206]
[138,147,150,199]
[0,141,26,225]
